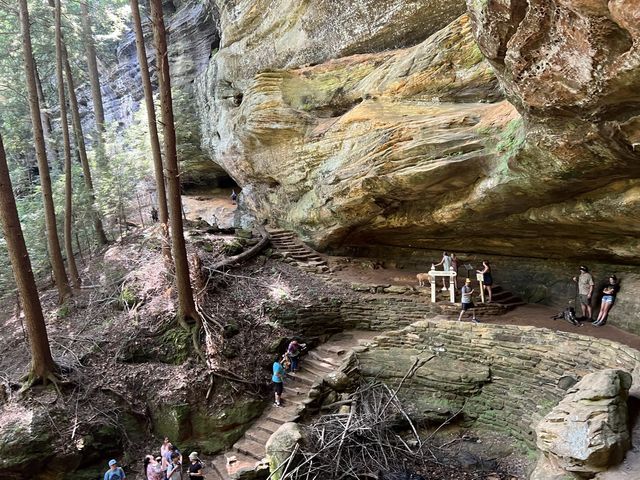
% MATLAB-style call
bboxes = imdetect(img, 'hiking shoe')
[472,318,479,323]
[274,402,281,407]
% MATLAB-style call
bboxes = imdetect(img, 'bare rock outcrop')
[195,0,640,263]
[533,369,632,477]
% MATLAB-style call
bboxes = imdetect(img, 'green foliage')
[118,286,140,309]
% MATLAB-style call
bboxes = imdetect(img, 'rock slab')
[535,369,632,475]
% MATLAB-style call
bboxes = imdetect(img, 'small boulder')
[266,422,304,480]
[535,369,632,475]
[323,371,352,392]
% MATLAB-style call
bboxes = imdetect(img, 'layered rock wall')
[356,321,640,446]
[195,0,640,265]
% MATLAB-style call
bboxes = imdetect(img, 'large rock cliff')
[195,0,640,264]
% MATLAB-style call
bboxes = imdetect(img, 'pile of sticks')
[274,380,422,480]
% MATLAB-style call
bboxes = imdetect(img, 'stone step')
[233,437,265,461]
[287,370,317,386]
[211,455,227,480]
[307,350,342,367]
[212,452,259,480]
[254,418,283,435]
[302,356,336,373]
[266,404,299,424]
[245,427,273,445]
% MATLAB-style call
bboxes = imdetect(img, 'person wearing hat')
[187,452,204,479]
[572,266,594,321]
[457,278,479,323]
[104,459,126,480]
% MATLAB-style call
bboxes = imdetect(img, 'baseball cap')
[108,459,117,467]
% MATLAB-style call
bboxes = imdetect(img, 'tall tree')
[149,0,197,323]
[54,0,80,289]
[18,0,71,302]
[130,0,170,260]
[34,62,60,171]
[0,130,57,388]
[46,0,109,246]
[80,0,107,168]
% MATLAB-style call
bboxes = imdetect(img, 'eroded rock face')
[195,0,640,263]
[535,369,632,475]
[266,422,304,480]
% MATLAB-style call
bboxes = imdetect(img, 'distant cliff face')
[194,0,640,263]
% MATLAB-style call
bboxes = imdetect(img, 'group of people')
[573,265,620,326]
[272,339,305,407]
[103,437,205,480]
[434,252,494,303]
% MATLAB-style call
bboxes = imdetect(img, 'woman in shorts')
[593,275,619,326]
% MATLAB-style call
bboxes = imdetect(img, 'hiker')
[457,278,479,323]
[272,354,285,407]
[160,437,170,458]
[286,340,303,373]
[187,452,204,480]
[572,265,594,321]
[151,206,159,223]
[144,455,164,480]
[434,251,452,290]
[163,444,182,471]
[166,451,182,480]
[593,275,620,326]
[104,459,126,480]
[451,253,459,289]
[231,189,237,204]
[477,261,493,303]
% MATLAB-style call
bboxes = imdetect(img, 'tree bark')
[47,0,108,246]
[19,0,71,302]
[34,62,60,171]
[149,0,198,323]
[0,131,57,383]
[55,0,81,289]
[130,0,171,261]
[80,0,106,168]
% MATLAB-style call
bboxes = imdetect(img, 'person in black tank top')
[187,452,204,480]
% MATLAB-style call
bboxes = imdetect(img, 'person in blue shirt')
[272,355,285,407]
[104,459,125,480]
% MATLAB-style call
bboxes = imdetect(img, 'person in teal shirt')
[272,356,285,406]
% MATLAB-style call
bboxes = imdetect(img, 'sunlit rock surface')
[196,0,640,263]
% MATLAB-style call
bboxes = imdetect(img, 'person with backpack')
[104,459,126,480]
[286,340,304,373]
[166,451,182,480]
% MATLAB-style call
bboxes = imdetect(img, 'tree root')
[19,369,63,396]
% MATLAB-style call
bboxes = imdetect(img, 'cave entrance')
[181,171,240,229]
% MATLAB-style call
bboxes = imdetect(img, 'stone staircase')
[208,333,372,479]
[267,228,330,274]
[436,285,525,319]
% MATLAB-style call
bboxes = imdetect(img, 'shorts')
[462,302,474,311]
[579,294,591,306]
[602,295,614,304]
[483,274,493,286]
[273,381,283,395]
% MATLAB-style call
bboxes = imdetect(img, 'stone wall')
[268,296,438,334]
[356,321,640,446]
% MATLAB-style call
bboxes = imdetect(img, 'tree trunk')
[47,0,108,246]
[0,131,57,384]
[34,62,60,171]
[80,0,106,168]
[19,0,71,302]
[55,0,81,289]
[130,0,171,261]
[149,0,198,323]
